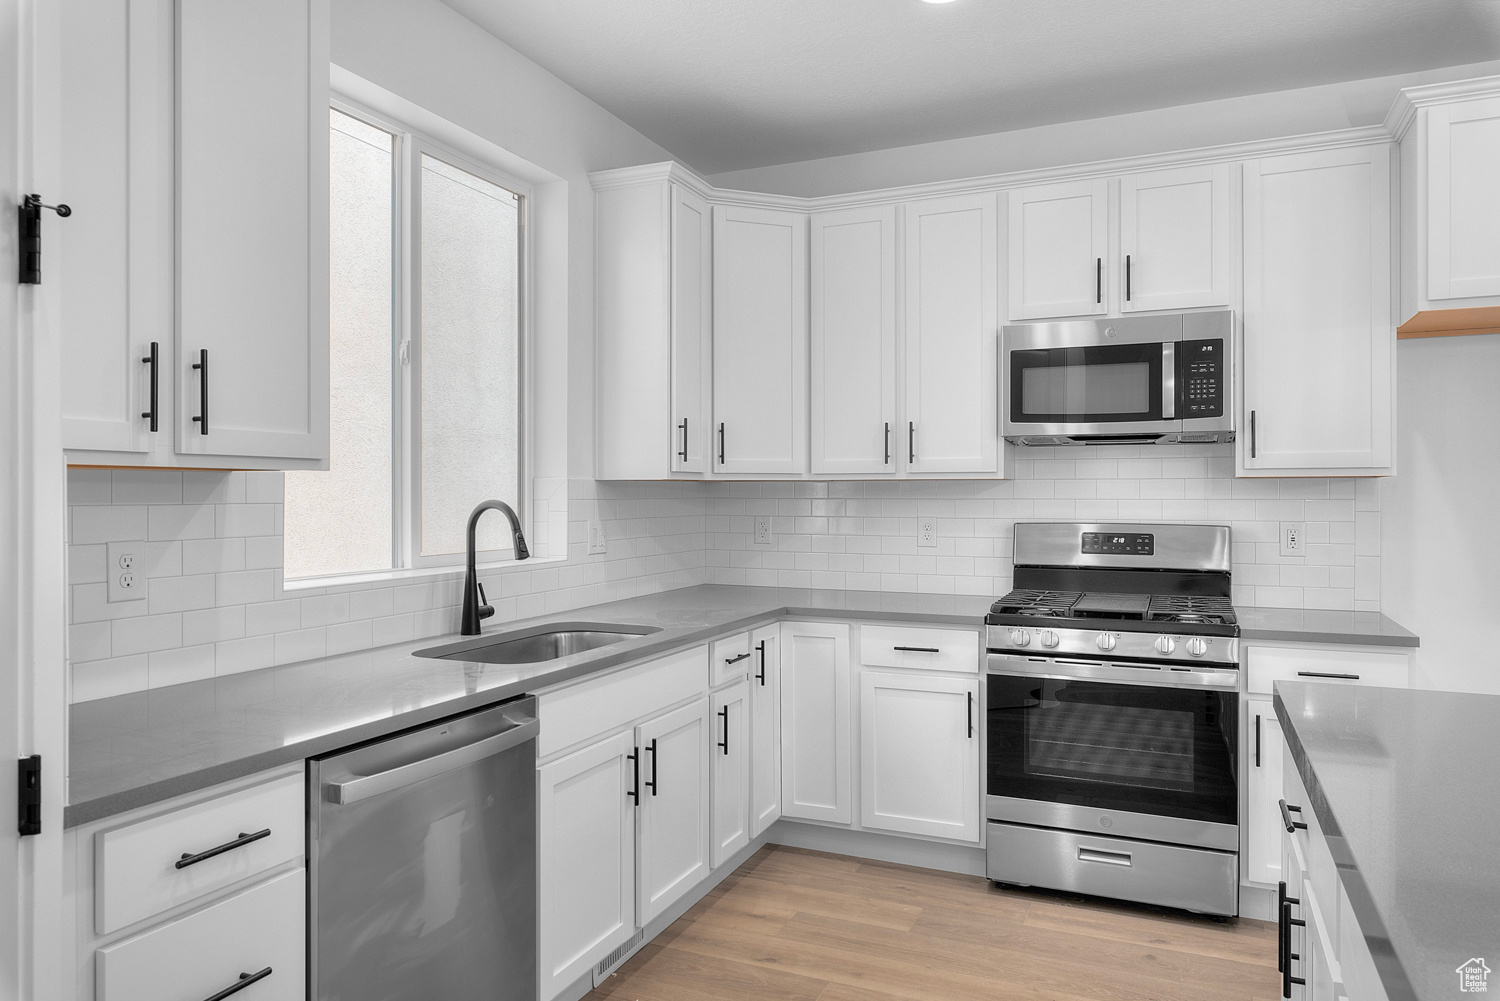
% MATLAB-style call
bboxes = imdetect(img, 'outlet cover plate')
[1279,522,1305,558]
[754,516,771,545]
[918,518,937,548]
[107,540,146,602]
[587,520,607,555]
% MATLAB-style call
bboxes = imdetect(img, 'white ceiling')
[442,0,1500,174]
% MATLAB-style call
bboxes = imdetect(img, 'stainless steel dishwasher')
[309,695,538,1001]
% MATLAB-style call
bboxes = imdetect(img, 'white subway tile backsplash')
[148,644,216,687]
[182,470,245,505]
[72,655,148,702]
[112,613,183,656]
[183,538,246,575]
[215,635,275,676]
[148,504,215,541]
[216,569,276,606]
[147,573,217,615]
[72,504,148,544]
[217,503,276,538]
[183,606,246,646]
[244,536,283,570]
[112,470,183,505]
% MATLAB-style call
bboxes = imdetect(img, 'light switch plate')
[107,540,146,602]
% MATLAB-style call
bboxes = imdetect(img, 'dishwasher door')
[309,695,538,1001]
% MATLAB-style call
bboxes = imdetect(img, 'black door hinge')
[18,755,41,836]
[18,194,71,285]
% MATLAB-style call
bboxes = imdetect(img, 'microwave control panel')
[1180,338,1225,418]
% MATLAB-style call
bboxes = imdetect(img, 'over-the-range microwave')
[1001,309,1235,446]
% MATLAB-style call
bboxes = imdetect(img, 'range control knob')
[1009,629,1031,647]
[1096,633,1117,653]
[1039,630,1060,649]
[1185,637,1209,658]
[1155,635,1178,655]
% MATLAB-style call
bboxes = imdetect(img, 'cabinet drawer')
[859,625,979,673]
[97,867,304,1001]
[1283,744,1340,935]
[95,773,304,935]
[1247,645,1408,695]
[538,645,707,758]
[709,632,752,687]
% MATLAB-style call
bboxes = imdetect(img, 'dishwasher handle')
[327,716,539,805]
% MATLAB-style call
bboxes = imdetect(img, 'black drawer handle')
[191,348,209,435]
[202,967,272,1001]
[1282,900,1306,998]
[626,747,639,802]
[717,423,725,465]
[907,421,915,464]
[1297,671,1360,680]
[677,418,688,462]
[724,652,751,665]
[718,705,729,755]
[967,691,974,739]
[884,422,891,465]
[1277,880,1301,973]
[755,641,767,685]
[175,828,270,869]
[141,341,159,432]
[1278,799,1306,833]
[1254,713,1261,768]
[893,645,940,654]
[644,738,658,796]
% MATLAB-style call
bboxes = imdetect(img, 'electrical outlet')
[587,520,607,555]
[918,518,937,548]
[754,516,771,545]
[1280,522,1305,558]
[107,540,146,602]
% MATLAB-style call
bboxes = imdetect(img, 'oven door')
[985,655,1238,851]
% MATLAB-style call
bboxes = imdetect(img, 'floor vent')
[592,929,645,987]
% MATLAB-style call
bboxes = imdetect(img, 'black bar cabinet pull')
[201,967,272,1001]
[1282,900,1306,998]
[1095,257,1102,304]
[626,747,639,802]
[191,348,209,435]
[884,422,891,465]
[1254,714,1261,768]
[645,738,658,796]
[908,422,915,464]
[1277,880,1301,973]
[1297,671,1360,680]
[1125,254,1132,302]
[724,652,751,665]
[1278,799,1307,833]
[893,645,940,653]
[717,422,725,465]
[755,641,767,685]
[967,691,974,738]
[718,706,729,755]
[1250,410,1257,459]
[176,828,271,869]
[141,342,160,432]
[677,419,688,462]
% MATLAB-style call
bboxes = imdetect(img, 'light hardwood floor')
[586,845,1280,1001]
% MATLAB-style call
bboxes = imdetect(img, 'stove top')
[988,589,1237,628]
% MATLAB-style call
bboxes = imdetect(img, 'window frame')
[285,99,533,585]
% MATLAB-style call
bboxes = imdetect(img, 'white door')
[1242,145,1392,474]
[1245,698,1285,886]
[175,0,329,462]
[670,182,713,473]
[780,622,852,824]
[749,624,782,837]
[58,0,170,456]
[810,204,897,474]
[712,205,808,474]
[1007,179,1109,319]
[538,731,637,1001]
[636,698,710,925]
[903,193,999,474]
[1427,95,1500,301]
[859,671,980,842]
[710,681,751,867]
[1119,164,1232,312]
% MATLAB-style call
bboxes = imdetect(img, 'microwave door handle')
[1161,341,1176,420]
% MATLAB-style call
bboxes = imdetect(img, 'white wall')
[706,58,1500,197]
[1381,334,1500,694]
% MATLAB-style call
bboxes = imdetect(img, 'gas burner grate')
[1147,594,1237,626]
[992,589,1083,617]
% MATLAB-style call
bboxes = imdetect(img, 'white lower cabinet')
[748,624,783,837]
[859,671,980,842]
[710,681,751,867]
[1245,697,1286,887]
[780,622,853,824]
[635,698,711,925]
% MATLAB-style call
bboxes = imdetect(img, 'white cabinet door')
[859,671,980,842]
[713,205,808,474]
[780,622,852,824]
[811,204,897,475]
[903,193,1000,474]
[58,0,170,456]
[636,698,710,926]
[671,183,714,473]
[749,624,782,837]
[1427,95,1500,302]
[538,730,637,1001]
[710,681,751,867]
[1242,145,1392,474]
[175,0,329,463]
[1245,698,1286,886]
[1007,179,1109,319]
[1119,164,1233,312]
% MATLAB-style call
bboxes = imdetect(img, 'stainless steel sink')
[413,622,659,665]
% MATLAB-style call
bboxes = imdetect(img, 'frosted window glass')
[284,110,395,579]
[418,154,521,557]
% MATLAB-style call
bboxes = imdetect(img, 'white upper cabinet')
[672,186,715,473]
[810,205,897,475]
[175,0,329,463]
[713,205,809,474]
[1241,144,1393,475]
[1007,179,1109,319]
[1118,164,1233,312]
[903,193,1000,474]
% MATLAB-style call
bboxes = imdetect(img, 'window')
[284,106,527,581]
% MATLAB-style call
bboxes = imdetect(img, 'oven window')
[1010,342,1164,424]
[987,675,1236,826]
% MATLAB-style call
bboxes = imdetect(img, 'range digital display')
[1082,532,1154,555]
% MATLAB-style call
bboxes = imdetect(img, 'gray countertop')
[1238,606,1419,648]
[1274,682,1500,1001]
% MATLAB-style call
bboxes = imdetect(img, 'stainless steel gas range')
[985,522,1240,917]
